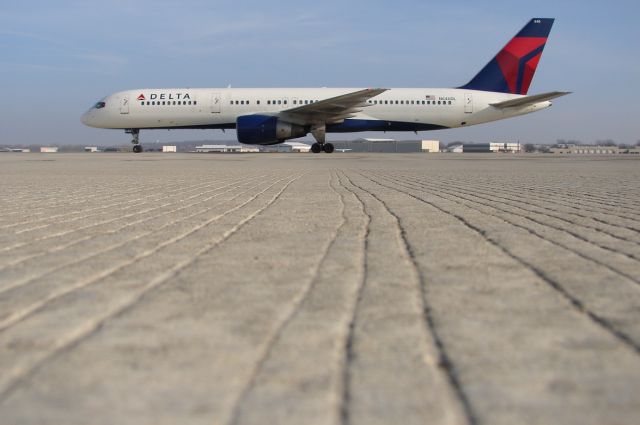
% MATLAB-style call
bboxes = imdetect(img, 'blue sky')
[1,0,638,146]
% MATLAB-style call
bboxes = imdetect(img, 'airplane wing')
[279,88,387,125]
[490,91,571,109]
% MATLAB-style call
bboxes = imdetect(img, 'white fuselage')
[81,87,552,142]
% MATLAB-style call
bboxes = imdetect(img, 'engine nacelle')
[236,115,307,144]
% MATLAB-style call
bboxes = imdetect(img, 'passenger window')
[277,100,281,105]
[257,100,260,105]
[448,101,451,105]
[267,100,271,105]
[284,100,287,105]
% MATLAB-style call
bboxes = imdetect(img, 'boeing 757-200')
[81,18,569,153]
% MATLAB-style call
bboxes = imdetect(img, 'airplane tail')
[459,18,554,95]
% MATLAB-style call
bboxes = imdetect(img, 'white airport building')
[421,140,440,152]
[195,144,260,153]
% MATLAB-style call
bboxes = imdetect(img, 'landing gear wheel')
[132,145,143,153]
[323,143,334,153]
[311,143,322,153]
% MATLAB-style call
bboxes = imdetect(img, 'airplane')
[81,18,569,153]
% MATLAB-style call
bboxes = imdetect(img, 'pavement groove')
[375,171,640,346]
[393,173,640,258]
[0,173,267,268]
[0,176,290,333]
[0,177,185,221]
[436,177,640,241]
[0,173,269,276]
[351,167,640,425]
[450,174,640,218]
[341,171,470,425]
[361,172,640,355]
[377,173,640,284]
[412,174,640,246]
[424,175,640,234]
[227,171,346,425]
[1,153,639,425]
[0,175,248,243]
[0,172,272,294]
[481,181,640,228]
[0,173,301,407]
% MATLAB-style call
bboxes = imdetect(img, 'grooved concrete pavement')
[1,153,639,425]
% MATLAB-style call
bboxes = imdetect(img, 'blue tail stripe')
[515,44,546,94]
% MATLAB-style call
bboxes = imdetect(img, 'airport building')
[549,146,640,154]
[162,145,177,153]
[84,146,99,152]
[284,142,311,153]
[446,143,464,153]
[195,144,259,153]
[332,139,423,153]
[421,140,440,152]
[0,148,30,152]
[463,142,521,153]
[40,147,59,153]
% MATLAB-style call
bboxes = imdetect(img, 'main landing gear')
[311,142,334,153]
[126,129,142,153]
[310,124,334,154]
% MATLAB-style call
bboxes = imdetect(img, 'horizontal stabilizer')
[490,91,571,108]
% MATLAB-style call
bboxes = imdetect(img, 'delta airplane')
[81,18,569,153]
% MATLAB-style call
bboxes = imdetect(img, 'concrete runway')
[1,153,639,425]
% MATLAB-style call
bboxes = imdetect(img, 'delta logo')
[137,93,192,101]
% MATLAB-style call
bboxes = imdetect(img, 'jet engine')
[236,115,307,144]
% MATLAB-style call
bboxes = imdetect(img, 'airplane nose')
[81,111,93,127]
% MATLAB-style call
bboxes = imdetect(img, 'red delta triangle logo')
[137,94,146,101]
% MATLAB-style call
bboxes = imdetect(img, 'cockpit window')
[94,101,106,109]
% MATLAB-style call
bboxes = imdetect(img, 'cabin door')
[464,93,473,113]
[210,93,221,113]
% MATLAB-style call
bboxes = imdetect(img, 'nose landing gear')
[126,129,142,153]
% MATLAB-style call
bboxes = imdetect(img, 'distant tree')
[524,143,536,153]
[447,141,463,147]
[618,143,630,149]
[636,140,640,146]
[567,139,582,145]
